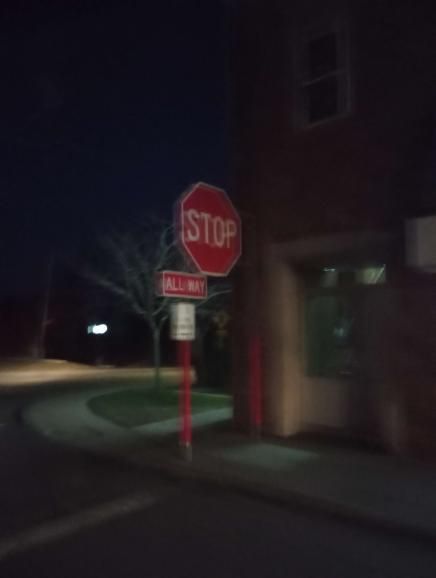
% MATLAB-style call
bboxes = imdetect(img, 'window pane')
[305,75,339,123]
[321,268,338,288]
[307,33,337,79]
[305,294,356,378]
[356,266,386,285]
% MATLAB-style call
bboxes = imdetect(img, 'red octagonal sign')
[176,182,242,277]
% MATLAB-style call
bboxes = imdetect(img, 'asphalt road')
[0,383,166,538]
[1,476,436,578]
[2,384,436,578]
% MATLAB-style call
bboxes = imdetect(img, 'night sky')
[0,0,230,295]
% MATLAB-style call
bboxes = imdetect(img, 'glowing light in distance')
[87,324,108,335]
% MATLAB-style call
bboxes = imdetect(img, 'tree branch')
[85,217,177,331]
[83,267,147,319]
[197,287,231,309]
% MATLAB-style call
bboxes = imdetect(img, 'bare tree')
[84,218,176,386]
[85,217,230,387]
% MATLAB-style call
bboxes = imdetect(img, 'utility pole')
[38,253,54,359]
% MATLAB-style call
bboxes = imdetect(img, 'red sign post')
[180,340,192,452]
[173,182,242,459]
[170,302,195,460]
[176,182,242,277]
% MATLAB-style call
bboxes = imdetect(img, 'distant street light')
[87,323,108,335]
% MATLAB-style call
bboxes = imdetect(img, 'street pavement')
[22,382,436,542]
[2,478,436,578]
[3,364,436,577]
[0,417,169,541]
[0,376,173,541]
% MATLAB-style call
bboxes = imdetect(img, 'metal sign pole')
[171,302,195,461]
[180,340,192,460]
[170,181,242,459]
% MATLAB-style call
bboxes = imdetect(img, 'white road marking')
[0,490,159,561]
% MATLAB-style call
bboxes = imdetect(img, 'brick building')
[231,0,436,456]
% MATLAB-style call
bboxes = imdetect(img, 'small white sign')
[170,302,195,341]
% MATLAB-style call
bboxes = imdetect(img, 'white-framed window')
[296,20,351,127]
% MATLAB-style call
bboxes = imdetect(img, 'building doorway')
[302,264,386,439]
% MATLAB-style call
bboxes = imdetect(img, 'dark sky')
[0,0,230,295]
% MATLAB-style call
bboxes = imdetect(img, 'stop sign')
[176,182,242,276]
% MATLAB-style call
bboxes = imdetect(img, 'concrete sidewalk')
[23,389,436,542]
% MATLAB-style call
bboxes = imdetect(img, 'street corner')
[20,391,135,453]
